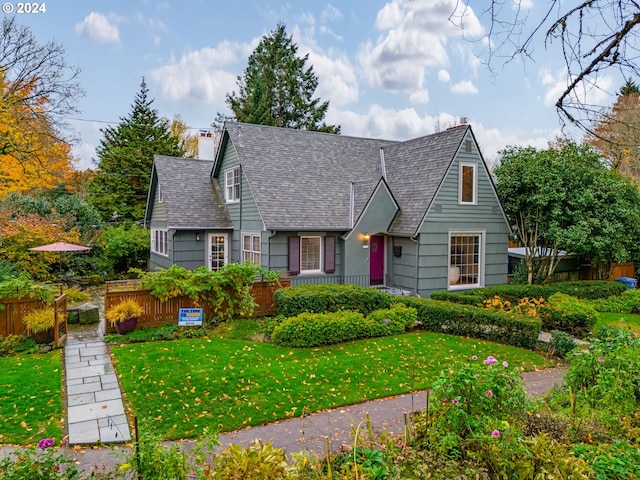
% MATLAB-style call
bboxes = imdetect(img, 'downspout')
[410,234,420,296]
[266,230,277,271]
[379,148,386,180]
[349,182,355,229]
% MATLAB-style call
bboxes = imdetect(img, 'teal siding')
[217,143,264,264]
[388,237,418,293]
[149,187,172,271]
[416,131,510,297]
[173,231,206,270]
[268,232,345,277]
[345,182,398,277]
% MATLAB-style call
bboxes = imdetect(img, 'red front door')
[370,235,384,285]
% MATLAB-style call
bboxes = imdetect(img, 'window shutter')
[324,236,336,273]
[288,236,300,275]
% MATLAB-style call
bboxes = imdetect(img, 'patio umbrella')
[28,242,91,278]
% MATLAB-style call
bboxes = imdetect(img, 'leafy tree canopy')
[0,18,81,196]
[87,78,185,222]
[226,23,340,133]
[495,141,640,283]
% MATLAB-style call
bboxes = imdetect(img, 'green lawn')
[0,350,63,445]
[112,331,552,440]
[596,312,640,334]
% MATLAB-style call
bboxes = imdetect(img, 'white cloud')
[322,4,343,22]
[150,41,251,105]
[410,89,430,104]
[75,12,120,43]
[358,0,483,93]
[308,49,359,106]
[539,68,614,109]
[450,80,478,94]
[438,69,451,82]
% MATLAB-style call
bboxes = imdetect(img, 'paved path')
[64,312,131,444]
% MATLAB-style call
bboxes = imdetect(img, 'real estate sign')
[178,308,203,326]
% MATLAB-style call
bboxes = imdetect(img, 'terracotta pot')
[32,327,55,344]
[115,316,138,335]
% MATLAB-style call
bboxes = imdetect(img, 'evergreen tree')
[88,78,184,222]
[226,23,340,133]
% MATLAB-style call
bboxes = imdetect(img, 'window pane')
[301,237,321,271]
[461,165,474,203]
[450,234,480,286]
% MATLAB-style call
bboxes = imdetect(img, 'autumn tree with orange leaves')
[0,17,83,198]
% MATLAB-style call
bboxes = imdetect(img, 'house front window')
[459,163,476,204]
[301,236,322,273]
[151,229,168,256]
[449,232,483,289]
[225,167,240,202]
[242,233,261,264]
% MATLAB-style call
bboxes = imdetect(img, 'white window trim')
[242,232,261,264]
[459,162,477,205]
[151,228,168,257]
[225,167,240,203]
[207,233,229,271]
[300,235,323,274]
[448,230,485,290]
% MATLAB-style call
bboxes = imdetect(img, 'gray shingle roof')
[384,126,468,235]
[154,155,233,230]
[223,122,397,230]
[222,122,468,235]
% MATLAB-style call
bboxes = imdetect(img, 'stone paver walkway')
[64,320,131,445]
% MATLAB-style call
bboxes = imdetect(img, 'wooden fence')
[0,294,67,347]
[104,279,290,333]
[579,262,636,281]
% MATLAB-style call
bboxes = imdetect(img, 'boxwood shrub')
[430,291,484,306]
[468,281,627,303]
[393,296,541,349]
[539,293,598,337]
[274,284,392,317]
[589,288,640,313]
[271,303,417,348]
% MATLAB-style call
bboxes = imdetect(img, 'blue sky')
[7,0,620,169]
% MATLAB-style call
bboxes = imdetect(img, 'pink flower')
[452,399,459,405]
[484,356,498,365]
[597,358,605,364]
[38,438,54,450]
[502,361,509,368]
[486,390,493,398]
[491,430,500,437]
[471,355,478,360]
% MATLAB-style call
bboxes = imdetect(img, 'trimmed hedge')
[393,296,541,349]
[430,291,484,306]
[274,284,392,317]
[539,293,598,337]
[271,304,417,348]
[590,289,640,313]
[434,281,628,303]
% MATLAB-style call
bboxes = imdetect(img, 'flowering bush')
[413,354,527,459]
[483,295,545,317]
[0,438,80,479]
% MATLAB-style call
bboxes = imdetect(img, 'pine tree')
[226,23,340,133]
[88,78,185,222]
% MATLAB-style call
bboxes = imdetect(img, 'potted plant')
[22,308,56,343]
[106,299,144,334]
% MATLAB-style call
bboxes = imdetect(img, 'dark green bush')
[547,330,577,358]
[471,281,627,303]
[274,284,392,317]
[393,296,541,349]
[539,293,598,337]
[430,290,484,306]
